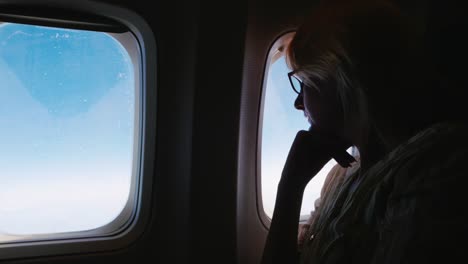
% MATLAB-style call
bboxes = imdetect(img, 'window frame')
[0,0,156,260]
[256,31,296,228]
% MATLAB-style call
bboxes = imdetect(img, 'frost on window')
[0,22,136,241]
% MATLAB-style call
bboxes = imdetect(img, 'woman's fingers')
[281,129,353,188]
[307,129,354,167]
[331,150,356,168]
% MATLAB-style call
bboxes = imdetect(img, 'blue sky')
[261,56,338,217]
[0,23,135,238]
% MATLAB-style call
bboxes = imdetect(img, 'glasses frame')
[287,71,303,95]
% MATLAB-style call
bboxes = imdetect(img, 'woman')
[261,0,468,263]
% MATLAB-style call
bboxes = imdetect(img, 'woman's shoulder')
[411,121,468,145]
[390,122,468,193]
[384,122,468,165]
[408,122,468,163]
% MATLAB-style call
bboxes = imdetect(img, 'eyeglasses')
[288,71,303,95]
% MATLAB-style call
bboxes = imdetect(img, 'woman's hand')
[261,129,355,264]
[280,129,355,190]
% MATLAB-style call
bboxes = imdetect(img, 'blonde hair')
[285,0,427,143]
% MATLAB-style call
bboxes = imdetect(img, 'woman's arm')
[261,130,354,264]
[261,180,306,264]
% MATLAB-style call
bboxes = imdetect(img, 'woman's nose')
[294,93,304,110]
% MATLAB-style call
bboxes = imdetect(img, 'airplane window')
[261,54,348,220]
[0,22,137,242]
